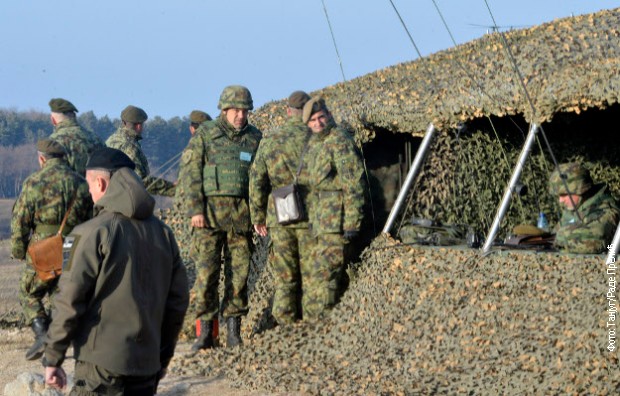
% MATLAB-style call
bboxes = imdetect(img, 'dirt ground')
[0,238,273,396]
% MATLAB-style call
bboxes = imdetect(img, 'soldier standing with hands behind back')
[185,86,262,350]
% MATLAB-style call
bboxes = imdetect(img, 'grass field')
[0,199,14,240]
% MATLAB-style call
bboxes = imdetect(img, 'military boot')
[226,316,242,348]
[25,316,49,361]
[191,319,214,352]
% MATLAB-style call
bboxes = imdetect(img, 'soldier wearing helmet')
[184,85,262,349]
[548,162,619,254]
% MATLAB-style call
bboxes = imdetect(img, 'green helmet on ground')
[548,162,593,196]
[218,85,253,110]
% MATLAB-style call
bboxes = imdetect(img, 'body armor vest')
[203,128,260,197]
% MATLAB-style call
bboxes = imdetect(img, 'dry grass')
[0,198,14,240]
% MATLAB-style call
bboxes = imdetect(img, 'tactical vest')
[203,127,260,197]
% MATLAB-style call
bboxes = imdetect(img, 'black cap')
[49,98,78,113]
[37,139,66,156]
[86,147,136,172]
[288,91,311,109]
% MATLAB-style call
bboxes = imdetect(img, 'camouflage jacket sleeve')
[10,179,35,260]
[555,191,620,254]
[144,175,176,197]
[184,131,208,217]
[334,133,366,231]
[248,139,271,225]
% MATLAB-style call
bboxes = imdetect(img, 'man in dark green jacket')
[43,148,189,394]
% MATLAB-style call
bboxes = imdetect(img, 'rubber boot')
[226,316,242,348]
[25,316,49,361]
[191,319,214,352]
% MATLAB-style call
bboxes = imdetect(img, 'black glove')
[343,230,359,241]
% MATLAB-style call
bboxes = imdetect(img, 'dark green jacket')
[44,168,189,375]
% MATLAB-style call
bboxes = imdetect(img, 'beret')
[121,105,148,123]
[37,139,66,156]
[189,110,212,124]
[302,96,327,124]
[288,91,311,109]
[49,98,78,113]
[86,147,136,172]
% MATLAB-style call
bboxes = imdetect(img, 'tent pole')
[382,123,436,235]
[482,123,540,254]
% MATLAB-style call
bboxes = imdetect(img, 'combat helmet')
[548,162,593,196]
[218,85,253,110]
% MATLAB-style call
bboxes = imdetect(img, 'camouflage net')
[170,238,619,395]
[251,8,620,141]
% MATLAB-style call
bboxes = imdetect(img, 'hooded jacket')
[44,167,189,375]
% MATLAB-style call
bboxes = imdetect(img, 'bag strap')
[294,133,312,183]
[57,195,77,236]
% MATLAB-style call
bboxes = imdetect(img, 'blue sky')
[0,1,616,120]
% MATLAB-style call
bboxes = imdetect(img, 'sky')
[0,1,617,120]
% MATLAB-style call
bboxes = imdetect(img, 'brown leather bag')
[27,200,74,282]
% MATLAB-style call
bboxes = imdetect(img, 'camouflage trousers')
[70,360,157,396]
[269,227,324,324]
[311,233,348,309]
[190,227,251,321]
[19,263,59,325]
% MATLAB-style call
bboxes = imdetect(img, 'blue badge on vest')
[240,151,252,162]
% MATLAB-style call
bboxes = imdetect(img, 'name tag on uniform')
[240,152,252,162]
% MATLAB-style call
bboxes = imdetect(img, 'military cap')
[121,105,148,124]
[218,85,253,110]
[49,98,78,113]
[302,96,327,124]
[288,90,311,109]
[86,147,136,172]
[548,162,593,196]
[36,139,66,156]
[189,110,212,124]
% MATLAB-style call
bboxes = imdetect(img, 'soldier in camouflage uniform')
[185,86,262,349]
[302,97,365,311]
[11,139,92,360]
[249,90,325,324]
[48,98,104,176]
[106,105,176,196]
[548,162,620,254]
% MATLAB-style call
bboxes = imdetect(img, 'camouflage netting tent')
[167,8,620,395]
[250,7,620,238]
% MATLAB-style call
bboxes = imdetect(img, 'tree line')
[0,109,192,198]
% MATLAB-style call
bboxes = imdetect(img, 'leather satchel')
[272,183,305,225]
[27,198,75,282]
[28,234,64,282]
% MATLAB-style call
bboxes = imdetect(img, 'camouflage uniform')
[549,163,619,254]
[249,116,322,323]
[185,116,262,321]
[306,122,365,309]
[106,126,176,196]
[49,118,104,176]
[11,157,92,324]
